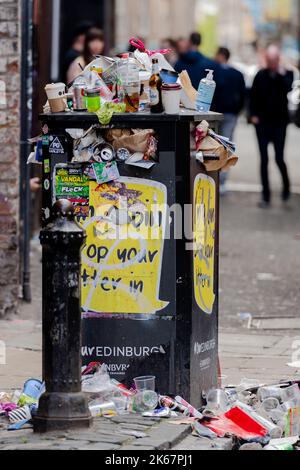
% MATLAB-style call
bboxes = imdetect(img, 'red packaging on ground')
[202,406,269,440]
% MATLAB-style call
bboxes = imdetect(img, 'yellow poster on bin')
[193,174,216,314]
[80,178,169,315]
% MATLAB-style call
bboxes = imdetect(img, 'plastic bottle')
[117,57,140,112]
[149,58,163,114]
[196,69,216,113]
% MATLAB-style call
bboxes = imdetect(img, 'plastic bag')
[82,363,114,396]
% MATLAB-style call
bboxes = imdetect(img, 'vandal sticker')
[193,174,216,314]
[54,164,89,217]
[80,178,169,315]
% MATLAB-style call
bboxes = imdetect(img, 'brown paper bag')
[105,129,155,154]
[198,135,238,172]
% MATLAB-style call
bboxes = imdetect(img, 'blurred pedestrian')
[67,27,105,84]
[175,32,218,89]
[161,38,178,66]
[249,45,293,208]
[214,47,246,194]
[64,21,94,81]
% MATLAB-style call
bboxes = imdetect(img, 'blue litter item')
[23,379,45,400]
[8,419,32,431]
[160,69,178,84]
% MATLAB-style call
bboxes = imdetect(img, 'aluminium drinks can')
[73,83,87,111]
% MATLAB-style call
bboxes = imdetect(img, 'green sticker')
[44,159,50,174]
[54,166,89,200]
[42,135,49,146]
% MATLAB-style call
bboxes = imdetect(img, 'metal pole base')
[33,392,92,433]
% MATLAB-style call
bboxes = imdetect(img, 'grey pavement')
[229,118,300,193]
[0,415,191,451]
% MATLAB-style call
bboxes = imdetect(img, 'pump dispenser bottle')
[196,69,216,112]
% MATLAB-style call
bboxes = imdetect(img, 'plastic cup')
[132,391,158,413]
[281,384,300,403]
[162,83,182,114]
[206,389,230,414]
[261,397,280,415]
[45,83,66,113]
[133,376,156,392]
[257,386,283,402]
[281,398,300,412]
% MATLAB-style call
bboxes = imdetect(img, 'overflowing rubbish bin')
[39,110,223,407]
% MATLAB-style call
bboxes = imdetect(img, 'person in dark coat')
[214,47,246,136]
[175,32,219,90]
[213,47,246,193]
[249,45,293,207]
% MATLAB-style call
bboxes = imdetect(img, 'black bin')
[40,110,222,407]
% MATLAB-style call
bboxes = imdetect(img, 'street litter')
[0,379,44,431]
[200,406,270,441]
[1,366,300,452]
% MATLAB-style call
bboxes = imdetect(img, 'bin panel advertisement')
[82,317,175,389]
[193,174,216,315]
[80,177,169,315]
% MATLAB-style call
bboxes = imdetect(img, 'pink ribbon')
[129,37,172,57]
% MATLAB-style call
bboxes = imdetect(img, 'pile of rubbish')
[192,378,300,451]
[1,365,300,451]
[43,39,198,120]
[0,380,45,431]
[81,363,199,419]
[34,37,238,174]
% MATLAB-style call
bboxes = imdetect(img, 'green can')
[86,87,101,112]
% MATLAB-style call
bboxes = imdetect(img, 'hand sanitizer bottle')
[196,69,216,112]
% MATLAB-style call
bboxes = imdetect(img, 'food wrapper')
[92,162,120,185]
[179,71,197,109]
[196,121,238,172]
[105,128,155,154]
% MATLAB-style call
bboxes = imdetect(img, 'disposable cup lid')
[162,83,182,91]
[86,87,101,96]
[45,82,65,90]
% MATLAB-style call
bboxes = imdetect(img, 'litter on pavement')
[1,364,300,450]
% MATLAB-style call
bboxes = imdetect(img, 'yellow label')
[193,174,216,314]
[80,178,169,315]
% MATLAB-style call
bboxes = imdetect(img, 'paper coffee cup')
[162,83,182,114]
[45,83,66,113]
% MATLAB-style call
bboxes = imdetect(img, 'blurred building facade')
[0,0,20,317]
[114,0,196,51]
[196,0,300,64]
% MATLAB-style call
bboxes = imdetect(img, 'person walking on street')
[175,32,218,90]
[249,45,293,208]
[214,47,246,193]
